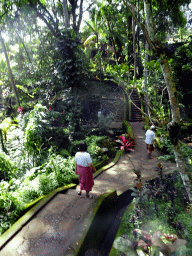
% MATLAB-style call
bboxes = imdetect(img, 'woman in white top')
[145,125,156,159]
[75,142,96,198]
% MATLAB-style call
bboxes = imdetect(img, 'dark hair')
[79,142,87,152]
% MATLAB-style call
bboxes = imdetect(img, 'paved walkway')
[91,122,177,197]
[0,122,177,256]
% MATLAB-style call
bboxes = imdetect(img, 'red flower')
[49,107,52,110]
[117,134,135,151]
[17,106,23,113]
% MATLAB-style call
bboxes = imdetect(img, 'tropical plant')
[0,117,17,141]
[23,104,69,164]
[98,113,115,129]
[117,134,135,152]
[0,128,7,153]
[0,152,15,181]
[0,190,23,235]
[131,187,148,206]
[113,229,187,256]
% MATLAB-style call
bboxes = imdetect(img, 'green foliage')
[180,144,192,173]
[112,169,191,256]
[55,29,89,88]
[144,116,150,131]
[157,137,175,162]
[0,152,15,181]
[24,104,49,155]
[0,117,17,141]
[0,188,23,235]
[59,149,70,157]
[85,135,111,164]
[122,121,134,141]
[68,135,117,167]
[143,59,171,127]
[113,237,137,255]
[154,127,175,162]
[0,127,114,236]
[24,104,68,160]
[0,153,78,235]
[156,131,192,166]
[172,40,192,120]
[114,230,187,256]
[0,128,7,153]
[97,136,117,157]
[98,113,115,129]
[106,63,131,82]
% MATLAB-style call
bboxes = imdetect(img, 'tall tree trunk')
[21,39,32,64]
[77,0,84,32]
[132,15,137,78]
[145,0,192,202]
[71,0,77,31]
[63,0,70,29]
[160,56,192,200]
[144,41,150,116]
[143,0,155,41]
[107,19,118,62]
[123,0,192,201]
[126,12,132,68]
[0,32,20,106]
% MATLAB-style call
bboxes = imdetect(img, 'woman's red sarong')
[77,165,94,191]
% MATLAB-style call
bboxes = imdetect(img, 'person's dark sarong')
[146,144,154,152]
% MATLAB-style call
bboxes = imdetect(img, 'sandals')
[86,194,93,199]
[78,191,93,199]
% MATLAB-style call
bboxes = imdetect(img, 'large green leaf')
[84,34,96,46]
[168,239,187,254]
[113,237,139,256]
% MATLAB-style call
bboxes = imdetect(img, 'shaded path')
[0,122,177,256]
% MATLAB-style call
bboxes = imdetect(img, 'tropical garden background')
[1,0,192,253]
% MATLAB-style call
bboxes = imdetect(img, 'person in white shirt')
[75,142,96,198]
[145,125,156,159]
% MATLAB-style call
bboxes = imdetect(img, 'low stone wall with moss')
[122,120,134,141]
[76,190,117,255]
[109,202,135,256]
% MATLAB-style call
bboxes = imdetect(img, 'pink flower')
[117,134,135,151]
[17,106,23,113]
[49,107,52,110]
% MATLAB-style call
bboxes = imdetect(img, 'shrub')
[0,189,23,235]
[97,137,117,157]
[117,134,135,152]
[0,152,15,181]
[24,104,50,154]
[98,113,115,129]
[24,104,68,161]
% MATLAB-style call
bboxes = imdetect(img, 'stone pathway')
[0,122,177,256]
[91,122,177,197]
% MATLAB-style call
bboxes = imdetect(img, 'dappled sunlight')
[105,169,118,175]
[136,135,145,139]
[115,164,130,171]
